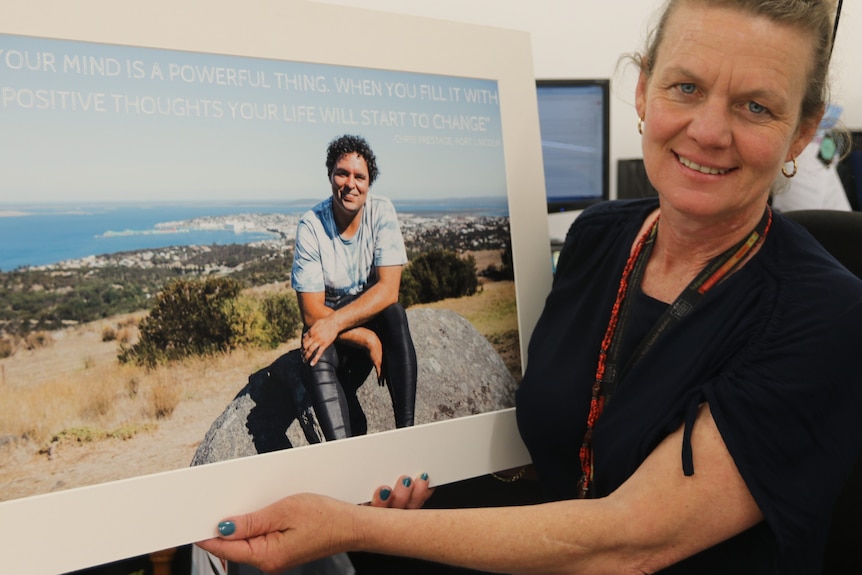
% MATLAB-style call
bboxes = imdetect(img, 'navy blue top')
[516,199,862,574]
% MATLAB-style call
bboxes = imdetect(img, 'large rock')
[191,307,518,466]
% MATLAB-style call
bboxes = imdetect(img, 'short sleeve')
[291,215,324,293]
[370,197,407,267]
[705,244,862,569]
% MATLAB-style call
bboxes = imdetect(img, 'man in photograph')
[291,134,417,440]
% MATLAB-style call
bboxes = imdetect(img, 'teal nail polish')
[380,488,391,501]
[218,521,236,536]
[402,477,412,487]
[420,473,429,481]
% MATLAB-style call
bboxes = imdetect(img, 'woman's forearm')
[199,408,761,575]
[350,501,635,575]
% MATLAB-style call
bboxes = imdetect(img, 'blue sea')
[0,197,508,271]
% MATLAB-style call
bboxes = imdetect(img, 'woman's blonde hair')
[637,0,838,125]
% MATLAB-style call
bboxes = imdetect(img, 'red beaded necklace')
[577,207,772,498]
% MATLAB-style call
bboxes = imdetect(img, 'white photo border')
[0,0,552,572]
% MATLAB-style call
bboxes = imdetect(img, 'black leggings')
[304,302,417,441]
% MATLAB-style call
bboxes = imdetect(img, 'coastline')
[2,201,510,271]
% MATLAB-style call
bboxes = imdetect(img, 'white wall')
[311,0,862,237]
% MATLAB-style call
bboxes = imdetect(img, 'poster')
[0,0,551,572]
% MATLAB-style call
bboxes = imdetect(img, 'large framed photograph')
[0,0,551,572]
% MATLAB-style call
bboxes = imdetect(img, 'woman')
[198,1,862,573]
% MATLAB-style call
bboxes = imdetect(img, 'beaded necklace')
[577,206,773,498]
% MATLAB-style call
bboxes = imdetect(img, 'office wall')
[311,0,862,236]
[311,0,860,152]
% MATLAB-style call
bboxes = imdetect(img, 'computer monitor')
[536,79,610,213]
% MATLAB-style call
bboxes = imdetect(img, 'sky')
[0,32,507,204]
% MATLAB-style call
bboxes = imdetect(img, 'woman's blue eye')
[679,83,697,94]
[748,101,767,114]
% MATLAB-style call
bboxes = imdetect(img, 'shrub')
[0,337,13,359]
[119,277,242,367]
[400,249,478,308]
[25,330,54,350]
[481,239,515,281]
[226,291,301,349]
[261,292,302,344]
[227,294,271,349]
[101,325,117,342]
[117,277,301,367]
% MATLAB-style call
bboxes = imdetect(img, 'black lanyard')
[578,206,773,498]
[601,207,772,403]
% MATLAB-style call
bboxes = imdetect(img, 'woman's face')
[636,2,819,221]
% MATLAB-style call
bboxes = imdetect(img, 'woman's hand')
[368,473,434,509]
[196,493,358,574]
[196,474,433,572]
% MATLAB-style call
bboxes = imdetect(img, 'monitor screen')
[536,79,610,212]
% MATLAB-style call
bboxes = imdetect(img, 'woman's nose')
[687,100,732,148]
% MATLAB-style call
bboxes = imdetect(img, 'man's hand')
[301,315,340,366]
[365,330,383,383]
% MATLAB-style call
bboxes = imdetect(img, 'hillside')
[0,254,519,503]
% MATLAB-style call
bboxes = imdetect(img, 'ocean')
[0,197,508,271]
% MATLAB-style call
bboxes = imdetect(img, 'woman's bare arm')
[197,404,763,575]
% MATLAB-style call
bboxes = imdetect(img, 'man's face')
[330,152,370,221]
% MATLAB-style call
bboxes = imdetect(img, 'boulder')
[190,307,518,466]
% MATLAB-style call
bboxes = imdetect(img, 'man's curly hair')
[325,134,379,185]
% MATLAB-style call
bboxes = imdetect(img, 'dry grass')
[3,360,180,445]
[0,254,518,448]
[0,334,296,501]
[0,257,520,501]
[0,309,294,450]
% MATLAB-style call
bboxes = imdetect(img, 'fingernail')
[379,488,391,501]
[420,472,429,481]
[402,477,412,487]
[217,521,236,537]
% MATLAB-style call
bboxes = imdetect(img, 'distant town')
[35,211,511,272]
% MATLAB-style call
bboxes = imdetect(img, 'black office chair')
[782,209,862,277]
[782,209,862,575]
[836,131,862,210]
[617,158,658,199]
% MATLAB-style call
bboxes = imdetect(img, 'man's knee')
[305,345,339,381]
[378,302,409,328]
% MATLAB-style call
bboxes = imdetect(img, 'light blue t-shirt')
[291,194,407,308]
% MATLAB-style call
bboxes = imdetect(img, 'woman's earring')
[782,158,798,178]
[637,116,644,135]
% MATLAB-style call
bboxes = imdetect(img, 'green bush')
[400,249,478,308]
[261,291,302,344]
[119,277,242,367]
[228,292,301,349]
[118,277,302,367]
[226,294,269,349]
